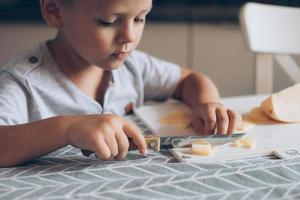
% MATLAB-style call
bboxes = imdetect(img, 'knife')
[81,133,246,157]
[150,133,245,150]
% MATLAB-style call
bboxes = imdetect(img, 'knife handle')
[129,135,161,151]
[81,135,161,157]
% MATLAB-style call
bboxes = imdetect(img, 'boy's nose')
[118,23,136,45]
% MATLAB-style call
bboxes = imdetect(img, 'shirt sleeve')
[0,71,29,125]
[131,51,181,102]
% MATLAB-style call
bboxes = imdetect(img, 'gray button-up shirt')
[0,42,180,125]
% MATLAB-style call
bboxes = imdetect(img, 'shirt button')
[29,56,38,64]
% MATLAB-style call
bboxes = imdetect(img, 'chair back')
[240,3,300,94]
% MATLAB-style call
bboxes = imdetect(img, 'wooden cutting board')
[134,97,300,162]
[135,100,197,137]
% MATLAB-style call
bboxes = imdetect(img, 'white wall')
[191,24,254,97]
[0,23,299,97]
[138,23,300,96]
[0,24,56,64]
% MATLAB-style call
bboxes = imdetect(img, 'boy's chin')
[96,60,124,71]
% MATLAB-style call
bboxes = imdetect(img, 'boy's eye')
[134,18,145,24]
[96,19,118,27]
[96,17,145,27]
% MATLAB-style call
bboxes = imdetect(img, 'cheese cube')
[236,137,256,149]
[191,144,212,156]
[230,139,242,148]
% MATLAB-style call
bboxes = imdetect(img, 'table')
[1,95,300,200]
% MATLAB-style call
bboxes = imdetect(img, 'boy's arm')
[173,67,240,134]
[173,67,220,106]
[0,116,69,167]
[0,115,147,168]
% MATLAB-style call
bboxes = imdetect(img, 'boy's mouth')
[111,52,129,60]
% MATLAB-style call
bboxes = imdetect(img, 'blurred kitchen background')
[0,0,300,97]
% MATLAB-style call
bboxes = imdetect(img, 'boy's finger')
[97,127,118,159]
[191,116,201,131]
[115,130,129,160]
[123,120,147,155]
[227,109,240,134]
[191,116,205,135]
[104,133,118,159]
[94,138,111,160]
[203,107,217,134]
[216,107,229,134]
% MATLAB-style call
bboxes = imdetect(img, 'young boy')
[0,0,240,167]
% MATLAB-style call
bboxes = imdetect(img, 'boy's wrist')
[51,115,76,147]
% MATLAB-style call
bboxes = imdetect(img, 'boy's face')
[58,0,152,70]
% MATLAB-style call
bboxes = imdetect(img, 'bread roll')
[261,84,300,122]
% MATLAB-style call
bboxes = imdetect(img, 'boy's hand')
[191,103,241,135]
[66,114,147,160]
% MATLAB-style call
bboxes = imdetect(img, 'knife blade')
[160,133,246,149]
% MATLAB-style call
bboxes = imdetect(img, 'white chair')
[239,2,300,94]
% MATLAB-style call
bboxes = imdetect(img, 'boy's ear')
[39,0,63,28]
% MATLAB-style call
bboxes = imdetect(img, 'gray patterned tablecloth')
[1,115,300,200]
